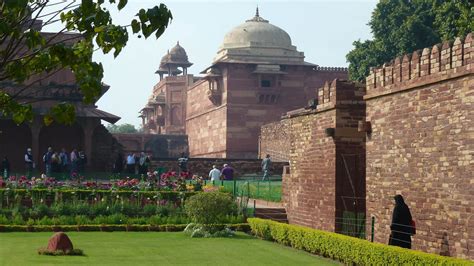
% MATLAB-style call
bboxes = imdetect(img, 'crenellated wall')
[366,34,473,99]
[365,33,474,259]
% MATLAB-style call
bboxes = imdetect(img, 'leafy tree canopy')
[106,123,138,133]
[0,0,172,125]
[347,0,474,82]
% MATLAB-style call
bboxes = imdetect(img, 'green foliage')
[185,192,237,224]
[37,248,84,256]
[106,123,139,133]
[0,1,172,124]
[347,0,474,82]
[0,223,249,233]
[248,218,472,266]
[183,223,236,238]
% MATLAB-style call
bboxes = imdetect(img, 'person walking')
[113,153,124,174]
[59,148,68,173]
[178,153,188,173]
[70,149,78,174]
[126,153,135,174]
[43,147,53,176]
[261,154,272,181]
[389,194,414,249]
[78,151,87,174]
[1,156,10,178]
[139,152,148,175]
[221,164,234,180]
[208,165,221,182]
[24,148,34,177]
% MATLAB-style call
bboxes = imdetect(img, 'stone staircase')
[254,208,288,223]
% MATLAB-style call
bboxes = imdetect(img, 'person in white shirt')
[208,165,221,182]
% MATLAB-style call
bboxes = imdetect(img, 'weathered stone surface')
[47,232,73,252]
[365,35,474,260]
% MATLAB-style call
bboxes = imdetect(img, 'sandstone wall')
[281,80,366,232]
[113,133,188,159]
[186,80,227,157]
[149,158,287,178]
[365,34,474,259]
[259,120,291,162]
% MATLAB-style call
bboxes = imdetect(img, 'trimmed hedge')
[0,223,250,233]
[248,218,472,266]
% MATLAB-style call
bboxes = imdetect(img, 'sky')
[47,0,378,127]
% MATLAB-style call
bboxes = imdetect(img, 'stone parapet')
[366,33,473,100]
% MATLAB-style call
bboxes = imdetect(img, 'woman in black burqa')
[389,194,413,249]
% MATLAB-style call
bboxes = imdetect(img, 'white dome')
[212,9,306,65]
[221,18,293,50]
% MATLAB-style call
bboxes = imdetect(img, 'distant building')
[141,8,348,158]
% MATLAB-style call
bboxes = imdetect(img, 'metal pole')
[233,179,236,198]
[253,199,256,217]
[371,216,375,242]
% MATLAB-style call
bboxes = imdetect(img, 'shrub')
[248,218,472,266]
[184,192,237,224]
[37,248,84,256]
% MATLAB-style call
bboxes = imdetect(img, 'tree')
[106,123,138,133]
[0,0,172,125]
[347,0,474,82]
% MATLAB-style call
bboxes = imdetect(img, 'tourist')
[59,148,68,172]
[208,165,221,182]
[51,151,62,173]
[126,153,135,174]
[113,153,124,174]
[1,156,10,178]
[70,149,78,174]
[221,164,234,180]
[24,148,34,177]
[389,195,414,249]
[261,154,272,181]
[134,153,140,175]
[78,151,87,173]
[178,153,188,173]
[139,152,148,175]
[43,147,53,176]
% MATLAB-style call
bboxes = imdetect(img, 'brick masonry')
[365,33,474,259]
[149,158,287,178]
[278,79,366,232]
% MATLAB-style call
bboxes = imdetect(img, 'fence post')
[257,181,260,199]
[371,216,375,242]
[253,199,256,217]
[233,179,236,198]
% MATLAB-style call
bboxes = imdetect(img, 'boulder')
[47,232,73,252]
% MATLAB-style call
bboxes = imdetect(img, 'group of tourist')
[112,152,151,175]
[208,164,234,181]
[22,147,87,177]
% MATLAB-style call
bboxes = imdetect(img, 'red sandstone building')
[0,24,120,173]
[140,9,347,158]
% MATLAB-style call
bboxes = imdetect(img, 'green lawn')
[0,232,338,265]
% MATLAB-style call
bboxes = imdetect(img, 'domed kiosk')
[213,8,307,65]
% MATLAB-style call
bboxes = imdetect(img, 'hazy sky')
[53,0,378,127]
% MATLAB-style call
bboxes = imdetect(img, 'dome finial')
[256,6,259,17]
[177,41,180,45]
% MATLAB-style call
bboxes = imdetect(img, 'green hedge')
[0,223,250,233]
[248,218,472,266]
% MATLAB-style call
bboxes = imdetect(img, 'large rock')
[47,232,73,252]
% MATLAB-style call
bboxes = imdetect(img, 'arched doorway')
[0,120,32,174]
[38,123,84,172]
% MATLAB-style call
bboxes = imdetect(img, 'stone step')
[254,207,288,223]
